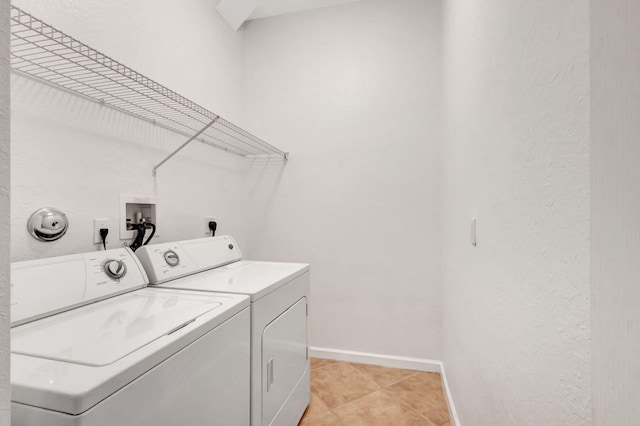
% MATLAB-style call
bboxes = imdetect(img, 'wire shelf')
[10,5,287,174]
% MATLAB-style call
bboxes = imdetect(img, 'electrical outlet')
[94,218,110,245]
[205,216,216,235]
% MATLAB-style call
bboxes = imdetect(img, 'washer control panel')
[10,248,148,326]
[104,259,128,279]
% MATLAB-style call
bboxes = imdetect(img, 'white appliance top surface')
[11,287,249,415]
[14,288,220,366]
[11,247,149,326]
[157,260,309,301]
[135,235,243,285]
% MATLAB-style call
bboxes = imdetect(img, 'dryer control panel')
[135,235,242,285]
[10,248,148,326]
[134,243,197,284]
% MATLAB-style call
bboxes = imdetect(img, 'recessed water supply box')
[120,194,157,240]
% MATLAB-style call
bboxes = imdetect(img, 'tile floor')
[299,358,451,426]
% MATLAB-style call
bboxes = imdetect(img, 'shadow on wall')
[11,74,251,261]
[12,74,248,172]
[244,156,287,255]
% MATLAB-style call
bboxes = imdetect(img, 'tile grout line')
[346,362,385,389]
[306,359,451,425]
[383,372,451,425]
[383,387,439,425]
[310,361,380,415]
[380,370,422,387]
[309,364,335,373]
[316,361,382,416]
[315,362,383,413]
[349,361,425,387]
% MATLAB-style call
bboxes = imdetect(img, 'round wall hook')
[27,207,69,242]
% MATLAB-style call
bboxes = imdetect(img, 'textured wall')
[0,0,9,422]
[441,0,591,424]
[591,0,640,423]
[242,0,443,360]
[10,0,252,261]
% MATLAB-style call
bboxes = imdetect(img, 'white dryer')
[136,235,310,426]
[10,247,251,426]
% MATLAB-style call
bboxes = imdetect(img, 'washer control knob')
[104,259,127,279]
[164,250,180,267]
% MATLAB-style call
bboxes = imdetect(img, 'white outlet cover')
[205,216,216,235]
[93,218,110,245]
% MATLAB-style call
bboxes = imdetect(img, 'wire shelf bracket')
[152,118,219,177]
[10,5,289,175]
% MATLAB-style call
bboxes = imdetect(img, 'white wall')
[441,0,591,424]
[6,5,610,426]
[591,0,640,424]
[242,0,443,360]
[11,0,253,261]
[0,0,10,422]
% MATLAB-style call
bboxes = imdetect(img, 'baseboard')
[308,346,462,426]
[439,362,462,426]
[309,346,441,372]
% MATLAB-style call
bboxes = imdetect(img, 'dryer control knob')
[164,250,180,267]
[104,259,127,279]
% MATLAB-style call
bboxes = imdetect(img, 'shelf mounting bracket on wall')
[152,118,219,176]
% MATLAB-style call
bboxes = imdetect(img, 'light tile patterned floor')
[299,358,451,426]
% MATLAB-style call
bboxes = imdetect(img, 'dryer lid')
[12,288,222,366]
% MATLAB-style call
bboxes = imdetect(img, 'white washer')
[10,247,251,426]
[136,235,310,426]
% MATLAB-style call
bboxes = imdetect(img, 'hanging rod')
[10,5,289,172]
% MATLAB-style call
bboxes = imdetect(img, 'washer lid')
[12,288,223,366]
[158,260,309,301]
[11,288,250,415]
